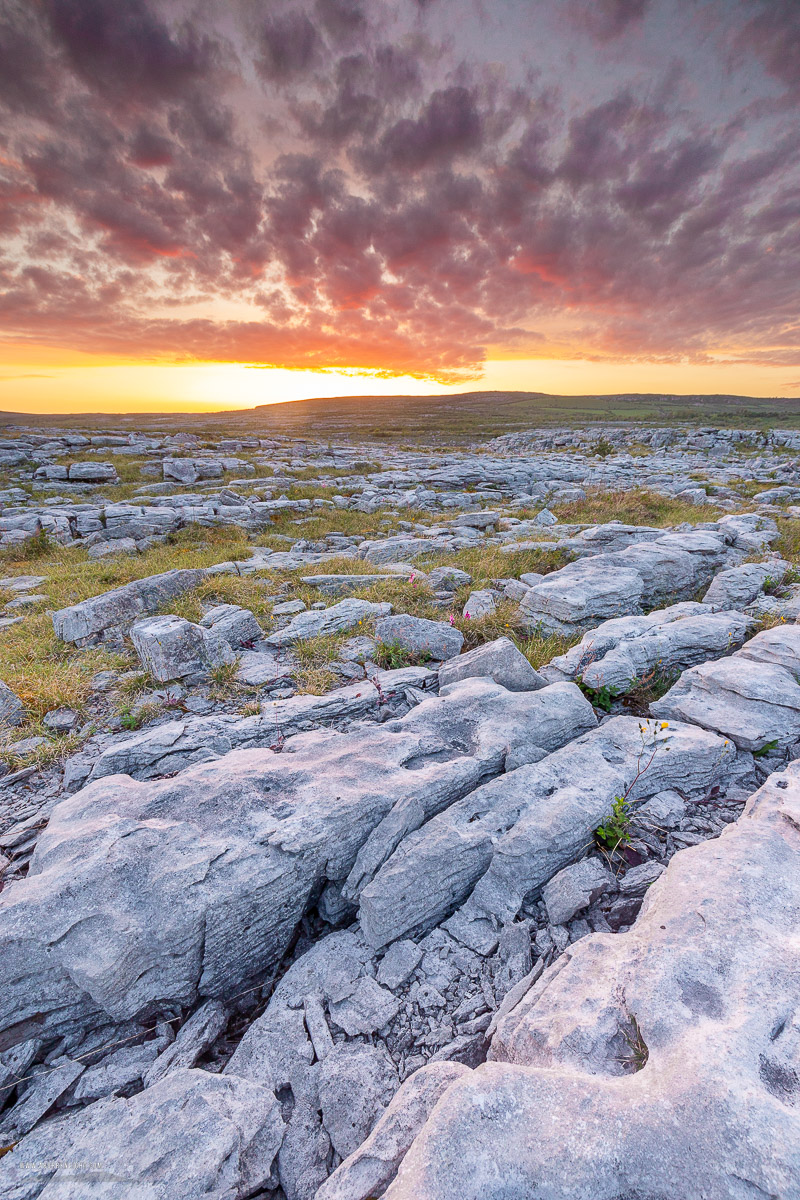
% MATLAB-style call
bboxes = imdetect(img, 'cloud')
[0,0,798,382]
[568,0,650,42]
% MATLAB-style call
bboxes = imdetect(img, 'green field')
[2,390,798,445]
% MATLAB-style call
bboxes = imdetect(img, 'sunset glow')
[1,0,799,412]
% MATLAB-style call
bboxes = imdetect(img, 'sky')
[0,0,799,413]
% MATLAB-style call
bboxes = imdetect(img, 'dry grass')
[775,518,800,565]
[553,488,726,527]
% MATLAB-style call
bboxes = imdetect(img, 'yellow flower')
[660,721,669,729]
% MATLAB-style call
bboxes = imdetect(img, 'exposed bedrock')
[543,601,753,694]
[358,715,732,953]
[518,530,739,634]
[652,623,800,750]
[0,679,594,1053]
[382,762,800,1200]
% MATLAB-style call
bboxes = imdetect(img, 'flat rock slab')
[266,598,391,646]
[652,623,800,750]
[0,1068,283,1200]
[0,679,591,1052]
[85,666,434,782]
[382,763,800,1200]
[359,715,730,952]
[438,636,545,693]
[376,614,464,660]
[519,531,736,634]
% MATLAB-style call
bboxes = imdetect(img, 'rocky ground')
[0,419,799,1199]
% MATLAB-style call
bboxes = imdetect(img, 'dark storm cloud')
[0,0,798,380]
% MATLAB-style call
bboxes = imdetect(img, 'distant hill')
[232,389,800,442]
[0,390,797,443]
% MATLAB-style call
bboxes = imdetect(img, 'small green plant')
[592,437,615,458]
[373,639,412,670]
[753,739,780,758]
[579,681,617,712]
[596,795,633,851]
[119,706,140,731]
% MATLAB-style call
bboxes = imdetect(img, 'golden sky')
[0,351,797,414]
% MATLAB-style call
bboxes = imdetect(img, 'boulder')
[438,637,545,692]
[703,559,790,608]
[67,461,117,483]
[427,567,472,592]
[86,536,138,559]
[545,603,752,695]
[52,569,206,646]
[131,615,236,681]
[542,858,615,926]
[461,590,496,619]
[199,603,263,648]
[375,614,464,661]
[519,532,735,634]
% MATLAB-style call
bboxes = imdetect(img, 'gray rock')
[426,567,472,592]
[85,666,433,781]
[131,615,236,681]
[0,678,577,1052]
[67,461,117,483]
[52,569,206,645]
[143,1000,229,1087]
[317,1062,469,1200]
[636,789,686,830]
[377,940,424,990]
[42,707,79,734]
[329,977,401,1036]
[0,680,24,727]
[383,763,800,1200]
[86,537,138,559]
[0,1068,284,1200]
[199,603,263,648]
[549,604,752,695]
[703,559,790,608]
[375,614,464,660]
[461,590,496,619]
[652,623,800,750]
[519,531,735,634]
[0,1056,84,1142]
[73,1041,162,1102]
[617,861,665,895]
[272,598,307,615]
[542,858,615,926]
[360,715,730,953]
[266,598,391,646]
[318,1043,398,1159]
[438,636,545,692]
